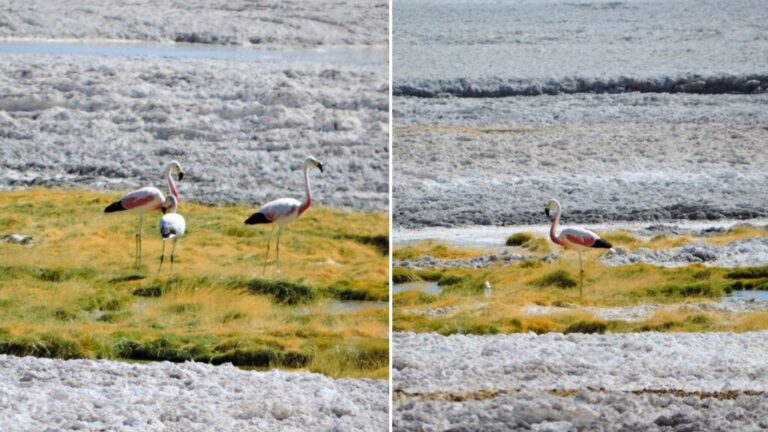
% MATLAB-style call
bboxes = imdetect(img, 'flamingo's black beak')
[318,163,324,173]
[162,206,168,215]
[545,208,550,219]
[178,171,185,181]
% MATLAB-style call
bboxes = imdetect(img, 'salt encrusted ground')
[394,0,768,96]
[0,0,388,47]
[393,331,768,431]
[0,355,388,431]
[0,53,388,211]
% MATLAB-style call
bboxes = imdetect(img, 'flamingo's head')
[305,156,324,173]
[544,199,560,220]
[166,160,185,181]
[162,195,178,214]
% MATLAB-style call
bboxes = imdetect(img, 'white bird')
[244,157,323,273]
[483,281,492,298]
[158,195,185,275]
[545,199,612,296]
[105,161,184,268]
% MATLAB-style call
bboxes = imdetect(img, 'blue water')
[729,290,768,301]
[0,41,386,65]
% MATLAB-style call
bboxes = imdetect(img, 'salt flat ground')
[392,0,768,229]
[394,332,768,431]
[0,0,388,47]
[0,355,388,431]
[394,0,768,94]
[0,52,388,211]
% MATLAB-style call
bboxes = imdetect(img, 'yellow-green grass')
[0,189,388,378]
[393,229,768,335]
[394,240,487,261]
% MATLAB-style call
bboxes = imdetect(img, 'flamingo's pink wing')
[121,189,162,210]
[258,198,300,222]
[563,228,599,247]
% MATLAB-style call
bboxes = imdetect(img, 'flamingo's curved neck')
[298,164,312,215]
[167,198,178,214]
[166,169,180,200]
[550,203,563,246]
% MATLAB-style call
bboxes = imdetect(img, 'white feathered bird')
[158,195,185,275]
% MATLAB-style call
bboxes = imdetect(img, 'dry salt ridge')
[0,0,387,47]
[393,331,768,431]
[0,355,388,431]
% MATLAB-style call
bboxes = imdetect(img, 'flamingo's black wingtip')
[593,238,612,249]
[104,201,126,213]
[244,212,270,225]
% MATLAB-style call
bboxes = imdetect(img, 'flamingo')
[104,161,184,267]
[544,199,612,296]
[244,157,323,273]
[158,195,186,275]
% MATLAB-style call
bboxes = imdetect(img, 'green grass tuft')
[506,232,533,247]
[564,321,608,334]
[245,278,315,305]
[532,270,578,289]
[726,266,768,280]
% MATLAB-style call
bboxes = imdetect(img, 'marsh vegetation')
[394,226,768,336]
[0,189,388,378]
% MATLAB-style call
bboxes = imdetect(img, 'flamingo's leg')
[275,226,284,272]
[170,238,177,273]
[262,225,276,274]
[578,252,584,297]
[157,240,166,276]
[135,214,144,268]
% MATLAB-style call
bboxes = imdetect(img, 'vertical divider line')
[388,0,394,429]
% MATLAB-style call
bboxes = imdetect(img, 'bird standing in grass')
[245,157,324,273]
[158,195,185,275]
[104,161,184,268]
[545,199,611,296]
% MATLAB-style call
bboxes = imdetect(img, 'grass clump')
[393,291,438,307]
[645,281,726,299]
[392,267,420,284]
[506,232,533,247]
[532,270,578,289]
[564,321,608,334]
[343,234,389,255]
[726,266,768,280]
[322,280,388,301]
[132,285,164,297]
[0,333,87,359]
[245,278,315,305]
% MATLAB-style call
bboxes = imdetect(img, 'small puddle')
[393,281,441,295]
[728,290,768,301]
[325,300,387,313]
[0,40,386,65]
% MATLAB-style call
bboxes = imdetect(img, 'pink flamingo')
[245,157,323,273]
[545,199,611,296]
[104,161,184,267]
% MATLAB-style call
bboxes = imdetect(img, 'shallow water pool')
[393,281,441,295]
[728,290,768,301]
